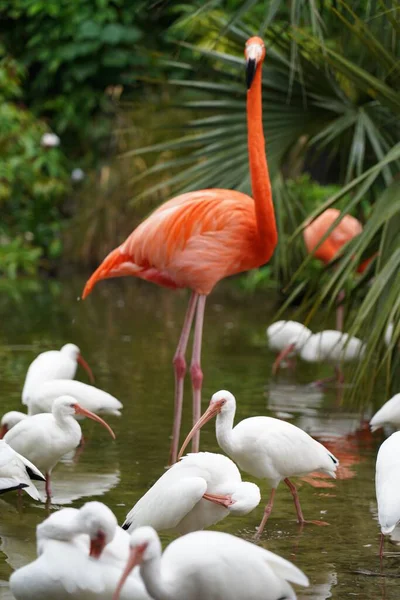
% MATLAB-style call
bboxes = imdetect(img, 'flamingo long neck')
[140,557,173,600]
[215,410,236,457]
[247,62,277,258]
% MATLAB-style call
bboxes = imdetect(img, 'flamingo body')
[267,321,312,353]
[303,209,362,265]
[376,432,400,536]
[115,527,309,600]
[0,440,44,500]
[29,380,122,417]
[22,344,92,406]
[370,394,400,432]
[299,331,365,363]
[122,452,260,534]
[83,190,274,299]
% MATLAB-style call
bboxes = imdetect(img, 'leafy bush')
[0,52,69,276]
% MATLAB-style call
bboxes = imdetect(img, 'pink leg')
[190,295,207,453]
[336,289,345,331]
[284,478,305,524]
[284,478,329,526]
[379,532,385,563]
[254,488,276,539]
[45,473,51,499]
[169,292,198,465]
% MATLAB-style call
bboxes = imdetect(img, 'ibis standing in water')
[22,344,94,406]
[4,396,115,499]
[113,526,309,600]
[266,320,312,374]
[122,452,260,534]
[375,432,400,559]
[179,391,339,536]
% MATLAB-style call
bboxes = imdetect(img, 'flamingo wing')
[83,189,263,297]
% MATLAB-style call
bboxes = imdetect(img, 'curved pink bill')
[272,342,296,375]
[177,401,222,460]
[112,546,145,600]
[203,492,233,508]
[74,404,116,439]
[0,425,8,439]
[78,354,95,384]
[90,531,107,558]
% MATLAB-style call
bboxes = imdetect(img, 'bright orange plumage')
[83,189,273,298]
[303,208,363,265]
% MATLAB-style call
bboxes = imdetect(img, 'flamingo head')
[245,36,265,89]
[113,527,161,600]
[178,390,236,459]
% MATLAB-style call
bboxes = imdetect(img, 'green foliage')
[120,0,400,397]
[0,52,69,276]
[0,0,173,159]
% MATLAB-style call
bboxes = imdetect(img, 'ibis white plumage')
[0,411,27,438]
[9,501,150,599]
[122,452,260,534]
[113,526,309,600]
[266,320,312,374]
[375,432,400,558]
[370,394,400,432]
[22,344,94,406]
[4,396,115,499]
[28,380,123,417]
[179,390,339,536]
[0,440,44,500]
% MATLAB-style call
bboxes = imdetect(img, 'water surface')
[0,276,396,599]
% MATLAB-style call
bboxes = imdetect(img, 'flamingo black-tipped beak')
[246,58,257,90]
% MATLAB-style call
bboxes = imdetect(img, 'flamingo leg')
[169,292,198,465]
[336,289,345,331]
[254,488,276,538]
[190,294,207,453]
[45,473,52,499]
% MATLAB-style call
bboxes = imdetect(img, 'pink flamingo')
[82,37,277,463]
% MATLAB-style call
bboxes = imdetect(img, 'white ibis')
[28,380,123,417]
[122,451,260,534]
[113,526,309,600]
[370,394,400,432]
[266,320,312,374]
[179,390,339,536]
[4,396,115,499]
[0,411,27,437]
[22,344,94,406]
[299,330,365,385]
[10,501,150,599]
[375,432,400,559]
[0,440,44,500]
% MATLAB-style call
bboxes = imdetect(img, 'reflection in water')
[298,570,337,599]
[0,277,398,599]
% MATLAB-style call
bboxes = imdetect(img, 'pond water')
[0,275,397,599]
